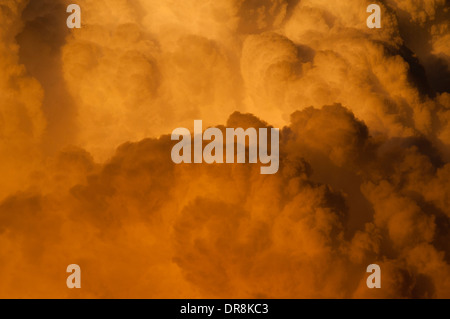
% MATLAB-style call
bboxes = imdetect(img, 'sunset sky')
[0,0,449,298]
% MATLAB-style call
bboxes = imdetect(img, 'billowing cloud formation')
[0,0,449,298]
[0,1,46,198]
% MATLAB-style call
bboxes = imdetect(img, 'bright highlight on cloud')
[0,0,449,298]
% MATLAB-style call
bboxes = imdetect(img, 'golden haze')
[0,0,450,298]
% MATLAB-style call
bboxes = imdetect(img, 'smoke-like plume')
[0,0,449,298]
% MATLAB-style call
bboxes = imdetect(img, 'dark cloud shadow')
[16,0,78,155]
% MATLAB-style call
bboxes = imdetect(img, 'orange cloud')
[0,0,449,299]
